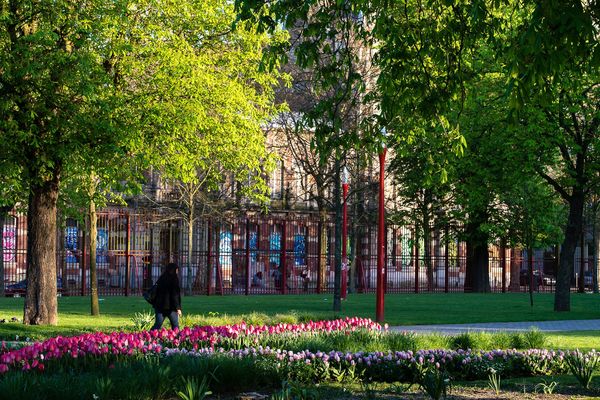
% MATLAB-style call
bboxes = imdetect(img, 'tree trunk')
[333,160,342,312]
[555,190,585,311]
[89,197,100,316]
[194,221,209,294]
[509,248,521,291]
[24,176,60,325]
[464,216,490,293]
[186,214,194,296]
[421,191,434,291]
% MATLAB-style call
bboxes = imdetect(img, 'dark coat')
[153,273,181,312]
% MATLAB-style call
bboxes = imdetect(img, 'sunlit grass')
[0,293,598,342]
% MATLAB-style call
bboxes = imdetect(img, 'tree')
[0,0,132,325]
[519,75,600,311]
[501,180,565,304]
[388,123,459,291]
[125,0,285,295]
[0,0,286,323]
[239,1,378,311]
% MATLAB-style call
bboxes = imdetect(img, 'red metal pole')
[341,182,349,299]
[376,148,386,323]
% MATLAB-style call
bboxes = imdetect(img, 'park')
[0,0,599,399]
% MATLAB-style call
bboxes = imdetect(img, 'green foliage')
[123,0,287,205]
[360,378,380,400]
[417,366,451,400]
[271,381,320,400]
[565,351,599,390]
[177,376,212,400]
[487,368,501,395]
[93,377,115,400]
[130,310,154,331]
[534,379,558,394]
[521,328,547,349]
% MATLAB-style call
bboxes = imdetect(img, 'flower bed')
[0,317,380,374]
[163,346,587,383]
[0,318,598,399]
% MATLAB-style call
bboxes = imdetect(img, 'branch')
[536,168,571,201]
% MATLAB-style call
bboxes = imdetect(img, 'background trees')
[235,0,599,310]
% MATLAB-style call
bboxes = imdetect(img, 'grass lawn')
[0,292,598,341]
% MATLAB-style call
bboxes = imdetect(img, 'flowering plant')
[0,317,379,374]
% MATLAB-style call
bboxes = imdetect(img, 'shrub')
[522,328,547,349]
[449,332,490,350]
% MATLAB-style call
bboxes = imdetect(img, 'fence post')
[125,213,131,297]
[245,218,251,296]
[281,220,287,295]
[444,225,449,293]
[81,227,86,296]
[501,239,507,293]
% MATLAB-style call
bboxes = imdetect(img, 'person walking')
[150,262,182,330]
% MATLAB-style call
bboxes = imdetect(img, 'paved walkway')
[390,319,600,334]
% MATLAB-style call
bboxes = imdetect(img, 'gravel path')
[390,319,600,334]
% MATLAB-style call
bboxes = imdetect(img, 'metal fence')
[1,209,595,296]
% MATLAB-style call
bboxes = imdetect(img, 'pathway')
[390,319,600,334]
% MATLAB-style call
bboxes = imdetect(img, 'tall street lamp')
[376,127,388,323]
[341,165,349,300]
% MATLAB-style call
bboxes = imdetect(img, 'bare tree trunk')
[89,196,99,316]
[24,175,60,325]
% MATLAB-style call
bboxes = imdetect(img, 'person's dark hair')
[166,262,178,275]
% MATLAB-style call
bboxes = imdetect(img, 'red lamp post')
[376,128,387,323]
[341,166,349,300]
